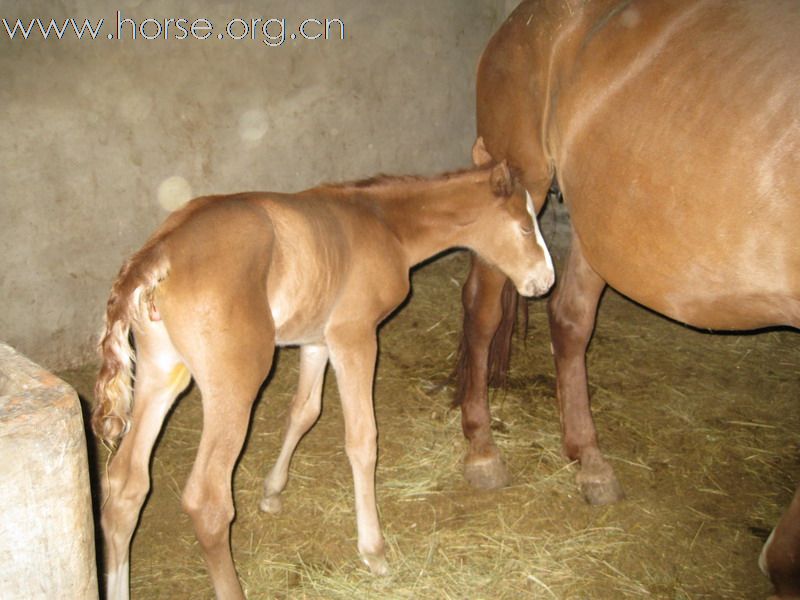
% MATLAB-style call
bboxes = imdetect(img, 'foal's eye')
[520,224,535,236]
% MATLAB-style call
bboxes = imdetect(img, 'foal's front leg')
[326,325,388,575]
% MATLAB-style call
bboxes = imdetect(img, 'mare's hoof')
[576,467,624,505]
[464,456,511,490]
[361,552,390,576]
[259,494,283,514]
[759,527,776,576]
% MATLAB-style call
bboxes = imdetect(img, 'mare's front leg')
[261,344,329,513]
[456,255,513,489]
[326,324,388,575]
[547,232,623,505]
[760,483,800,598]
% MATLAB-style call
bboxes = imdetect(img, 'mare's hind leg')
[102,324,190,600]
[547,232,623,505]
[261,344,329,513]
[458,255,512,489]
[456,174,552,490]
[760,483,800,598]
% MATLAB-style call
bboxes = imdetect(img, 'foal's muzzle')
[519,265,555,297]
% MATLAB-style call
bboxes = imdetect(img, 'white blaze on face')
[526,191,554,272]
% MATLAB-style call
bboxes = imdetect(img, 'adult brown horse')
[454,0,799,595]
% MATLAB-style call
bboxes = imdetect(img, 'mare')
[93,162,555,599]
[453,0,800,595]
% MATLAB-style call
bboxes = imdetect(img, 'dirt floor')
[61,250,799,599]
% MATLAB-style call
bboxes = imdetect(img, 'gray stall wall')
[1,1,512,369]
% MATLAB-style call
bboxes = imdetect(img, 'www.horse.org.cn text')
[2,13,346,47]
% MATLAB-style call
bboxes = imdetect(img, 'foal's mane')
[324,167,484,191]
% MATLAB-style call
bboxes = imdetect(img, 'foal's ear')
[490,160,514,197]
[472,136,493,167]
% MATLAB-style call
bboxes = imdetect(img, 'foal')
[93,161,554,599]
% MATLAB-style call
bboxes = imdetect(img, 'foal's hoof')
[464,456,511,490]
[361,551,390,576]
[576,463,624,506]
[259,494,283,514]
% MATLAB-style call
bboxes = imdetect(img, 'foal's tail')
[92,242,169,449]
[453,278,527,406]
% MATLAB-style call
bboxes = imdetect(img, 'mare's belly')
[581,240,799,331]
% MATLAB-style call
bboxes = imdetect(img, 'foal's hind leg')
[102,325,190,600]
[177,331,274,600]
[156,264,276,599]
[261,344,329,513]
[547,232,623,505]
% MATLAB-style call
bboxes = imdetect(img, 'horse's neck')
[374,181,484,267]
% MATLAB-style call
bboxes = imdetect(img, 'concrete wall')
[1,0,512,369]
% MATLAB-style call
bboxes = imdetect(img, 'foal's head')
[469,149,555,298]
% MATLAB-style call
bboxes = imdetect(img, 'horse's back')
[548,0,800,328]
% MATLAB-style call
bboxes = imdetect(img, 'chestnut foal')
[93,162,554,599]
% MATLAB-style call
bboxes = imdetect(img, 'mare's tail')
[92,242,169,449]
[453,278,527,406]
